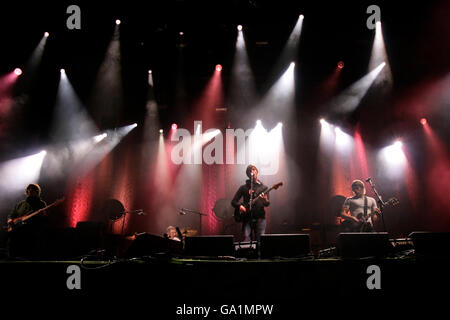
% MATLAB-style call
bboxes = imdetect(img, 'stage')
[2,246,449,300]
[0,1,449,316]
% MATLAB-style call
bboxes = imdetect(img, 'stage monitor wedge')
[409,232,450,257]
[184,235,234,257]
[338,232,390,258]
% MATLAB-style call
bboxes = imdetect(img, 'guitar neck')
[250,187,274,205]
[21,201,60,222]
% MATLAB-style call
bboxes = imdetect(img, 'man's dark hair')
[26,183,41,196]
[246,165,257,178]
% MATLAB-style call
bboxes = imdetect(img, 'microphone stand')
[179,208,207,235]
[249,174,255,248]
[366,179,387,232]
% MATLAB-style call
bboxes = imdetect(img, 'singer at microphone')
[231,164,270,242]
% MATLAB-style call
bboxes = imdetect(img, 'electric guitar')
[234,182,283,222]
[343,197,399,232]
[6,197,65,232]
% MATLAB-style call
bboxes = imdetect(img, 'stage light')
[148,70,152,74]
[159,129,163,134]
[337,61,344,69]
[299,14,304,19]
[44,32,49,37]
[256,120,262,125]
[382,139,405,166]
[93,133,107,143]
[215,64,222,72]
[335,127,352,151]
[132,123,138,128]
[319,118,326,125]
[60,69,65,74]
[179,32,184,35]
[277,122,283,127]
[171,123,178,130]
[420,118,427,125]
[116,19,121,25]
[237,25,243,31]
[14,68,22,76]
[0,151,48,193]
[290,62,295,68]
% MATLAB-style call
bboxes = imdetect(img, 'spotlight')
[132,123,138,128]
[382,139,405,166]
[277,122,283,127]
[299,14,304,19]
[237,25,243,31]
[116,19,121,25]
[171,123,178,130]
[148,70,152,74]
[319,118,326,125]
[215,64,222,72]
[93,133,108,143]
[337,61,344,69]
[420,118,427,125]
[60,69,65,74]
[14,68,22,76]
[179,32,184,35]
[290,62,295,68]
[40,150,47,156]
[159,129,163,134]
[44,32,50,37]
[256,120,262,125]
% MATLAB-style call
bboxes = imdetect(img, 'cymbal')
[180,228,198,236]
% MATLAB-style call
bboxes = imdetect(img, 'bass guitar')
[6,197,65,232]
[234,182,283,222]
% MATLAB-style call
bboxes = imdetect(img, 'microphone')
[179,209,186,215]
[365,177,372,182]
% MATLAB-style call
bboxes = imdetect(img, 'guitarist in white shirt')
[340,180,381,232]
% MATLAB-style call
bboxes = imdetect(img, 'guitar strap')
[363,195,368,218]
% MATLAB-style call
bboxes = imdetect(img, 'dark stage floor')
[2,252,449,316]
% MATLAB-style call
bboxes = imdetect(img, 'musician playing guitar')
[7,183,48,258]
[231,165,270,242]
[340,180,381,232]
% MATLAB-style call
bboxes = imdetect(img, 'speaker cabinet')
[75,221,105,255]
[184,235,234,257]
[260,234,311,258]
[409,232,450,257]
[338,232,390,258]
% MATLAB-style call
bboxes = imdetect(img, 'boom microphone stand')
[365,177,387,232]
[179,208,207,235]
